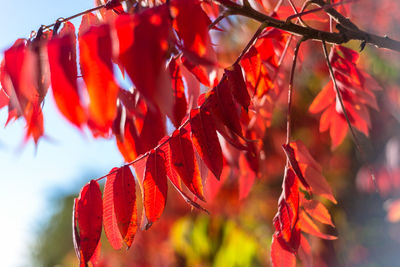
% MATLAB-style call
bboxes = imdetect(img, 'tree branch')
[215,0,400,53]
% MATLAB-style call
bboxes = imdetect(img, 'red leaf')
[168,58,188,128]
[289,140,337,203]
[169,126,205,200]
[79,23,118,135]
[24,102,44,144]
[171,0,213,60]
[271,235,296,267]
[189,108,223,180]
[115,5,173,114]
[181,55,211,87]
[78,13,100,37]
[0,88,9,109]
[74,180,103,266]
[225,63,251,110]
[282,144,311,190]
[143,149,168,228]
[139,106,166,152]
[48,22,86,128]
[159,140,208,212]
[103,168,124,250]
[273,168,301,252]
[115,116,143,162]
[113,166,138,248]
[205,77,243,137]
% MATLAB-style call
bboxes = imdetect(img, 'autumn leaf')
[47,22,86,128]
[169,125,205,201]
[189,108,223,180]
[73,180,103,266]
[168,58,188,128]
[79,22,119,136]
[142,149,168,228]
[115,5,173,115]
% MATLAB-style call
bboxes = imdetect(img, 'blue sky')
[0,1,124,266]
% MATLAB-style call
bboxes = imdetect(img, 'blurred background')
[1,0,400,266]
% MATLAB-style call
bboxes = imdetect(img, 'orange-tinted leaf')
[271,236,296,267]
[115,5,173,113]
[303,199,335,227]
[299,211,337,240]
[74,180,103,266]
[169,126,205,200]
[168,58,187,127]
[113,166,137,248]
[103,168,124,250]
[79,23,118,135]
[48,22,86,128]
[309,45,379,148]
[189,108,223,180]
[143,149,168,228]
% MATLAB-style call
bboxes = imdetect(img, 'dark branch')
[215,0,400,53]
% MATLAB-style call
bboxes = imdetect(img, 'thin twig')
[233,21,269,65]
[286,0,356,23]
[286,0,307,27]
[321,40,378,192]
[213,0,400,52]
[286,37,305,144]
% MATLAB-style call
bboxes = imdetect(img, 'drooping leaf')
[115,5,173,114]
[273,168,301,252]
[299,211,337,240]
[309,45,380,149]
[113,165,138,248]
[168,58,188,128]
[189,108,223,180]
[271,235,296,267]
[171,0,213,60]
[302,198,335,227]
[225,63,250,110]
[74,180,103,266]
[48,22,86,128]
[103,168,124,250]
[289,140,337,203]
[169,125,205,200]
[143,148,168,228]
[139,105,166,152]
[79,23,119,136]
[205,76,243,137]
